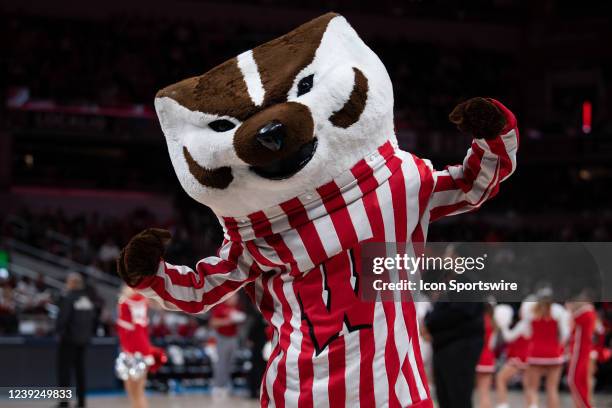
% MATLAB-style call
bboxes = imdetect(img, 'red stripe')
[249,212,315,406]
[245,241,283,269]
[272,275,292,408]
[354,159,401,406]
[486,135,513,181]
[297,321,315,408]
[489,99,517,136]
[359,329,376,408]
[328,337,347,408]
[147,262,261,313]
[402,300,430,400]
[378,140,394,158]
[432,173,458,193]
[383,302,402,408]
[222,216,241,241]
[249,211,299,274]
[259,273,275,407]
[163,264,205,289]
[352,159,383,405]
[352,161,384,241]
[280,198,327,266]
[401,355,420,403]
[411,155,434,245]
[386,156,408,243]
[462,143,485,189]
[352,245,376,408]
[317,180,359,251]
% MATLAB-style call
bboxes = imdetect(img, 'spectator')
[56,272,96,408]
[97,238,120,273]
[0,282,18,335]
[209,294,246,398]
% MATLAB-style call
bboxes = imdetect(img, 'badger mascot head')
[155,13,393,216]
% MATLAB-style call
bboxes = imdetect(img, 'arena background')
[1,0,611,406]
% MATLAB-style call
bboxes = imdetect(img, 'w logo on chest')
[295,249,373,355]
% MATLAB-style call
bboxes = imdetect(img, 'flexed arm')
[117,228,262,314]
[429,98,519,222]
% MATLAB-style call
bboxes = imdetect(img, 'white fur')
[237,50,265,106]
[155,15,396,217]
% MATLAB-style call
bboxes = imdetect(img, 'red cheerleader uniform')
[476,314,496,373]
[527,314,565,365]
[117,292,166,372]
[568,304,596,408]
[506,335,529,369]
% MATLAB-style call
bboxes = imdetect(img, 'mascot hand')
[117,228,171,286]
[449,97,507,140]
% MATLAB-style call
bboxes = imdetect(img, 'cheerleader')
[116,286,166,408]
[476,303,496,408]
[567,301,596,408]
[493,303,530,408]
[523,290,570,408]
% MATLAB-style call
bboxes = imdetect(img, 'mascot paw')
[449,97,506,140]
[117,228,171,286]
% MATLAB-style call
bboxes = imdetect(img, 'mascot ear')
[329,67,369,129]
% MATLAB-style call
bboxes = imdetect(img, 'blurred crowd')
[6,15,515,131]
[1,204,223,276]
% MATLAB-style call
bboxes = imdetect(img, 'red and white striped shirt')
[136,100,518,407]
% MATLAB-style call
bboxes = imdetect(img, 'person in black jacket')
[56,272,96,408]
[424,258,485,408]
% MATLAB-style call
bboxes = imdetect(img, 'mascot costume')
[117,12,518,407]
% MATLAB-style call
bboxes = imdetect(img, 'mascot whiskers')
[118,12,519,407]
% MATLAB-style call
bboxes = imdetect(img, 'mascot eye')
[209,119,236,132]
[297,74,314,96]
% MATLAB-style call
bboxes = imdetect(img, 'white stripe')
[344,331,361,408]
[408,337,428,400]
[265,275,285,408]
[237,50,265,106]
[281,274,303,402]
[312,214,342,258]
[372,302,389,406]
[501,129,518,179]
[394,359,412,407]
[393,293,413,405]
[312,346,330,408]
[283,228,315,272]
[345,191,373,242]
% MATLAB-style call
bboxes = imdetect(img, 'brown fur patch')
[449,97,506,140]
[253,12,337,106]
[329,67,369,128]
[156,58,257,121]
[234,102,314,166]
[117,228,171,287]
[183,147,234,189]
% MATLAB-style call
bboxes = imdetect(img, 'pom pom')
[493,304,514,329]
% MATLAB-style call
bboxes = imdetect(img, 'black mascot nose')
[256,121,285,151]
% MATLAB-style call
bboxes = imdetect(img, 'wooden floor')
[3,391,612,407]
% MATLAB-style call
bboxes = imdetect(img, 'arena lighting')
[582,100,592,134]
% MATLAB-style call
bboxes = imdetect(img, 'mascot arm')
[428,98,518,222]
[118,229,261,314]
